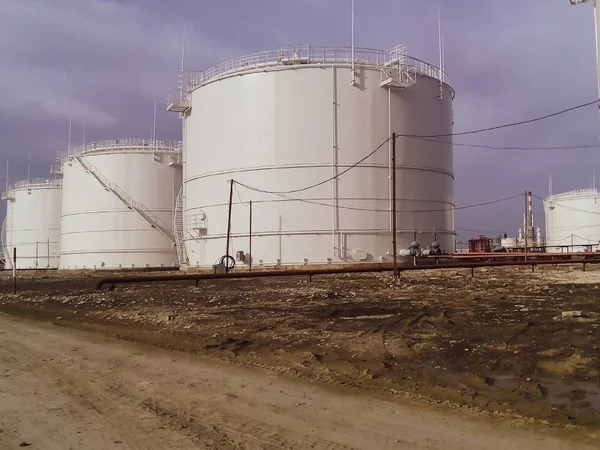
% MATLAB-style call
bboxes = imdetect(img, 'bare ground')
[0,264,599,448]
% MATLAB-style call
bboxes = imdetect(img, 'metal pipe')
[392,133,398,283]
[47,238,50,269]
[95,258,600,290]
[332,65,338,257]
[388,88,392,231]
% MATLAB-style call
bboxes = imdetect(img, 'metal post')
[524,191,528,262]
[35,241,38,268]
[225,180,234,273]
[571,234,574,252]
[595,0,600,123]
[249,200,253,272]
[392,133,398,282]
[351,0,356,85]
[47,238,50,269]
[12,247,16,294]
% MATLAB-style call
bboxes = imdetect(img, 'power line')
[234,183,522,214]
[398,99,599,138]
[456,227,513,234]
[406,135,600,151]
[235,100,596,200]
[235,136,391,195]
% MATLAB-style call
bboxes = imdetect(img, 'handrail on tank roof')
[546,188,598,202]
[185,44,451,92]
[5,178,62,192]
[67,138,182,158]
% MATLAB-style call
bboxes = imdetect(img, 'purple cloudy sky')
[1,0,599,240]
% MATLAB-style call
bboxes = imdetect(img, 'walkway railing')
[67,139,182,160]
[187,45,450,91]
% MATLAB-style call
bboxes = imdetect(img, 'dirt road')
[0,314,594,450]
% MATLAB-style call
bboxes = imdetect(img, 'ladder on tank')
[73,155,176,246]
[173,186,188,265]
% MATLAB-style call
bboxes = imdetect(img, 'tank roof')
[2,178,61,198]
[66,138,182,159]
[183,44,450,93]
[545,188,598,202]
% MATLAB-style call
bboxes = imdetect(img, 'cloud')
[0,0,599,240]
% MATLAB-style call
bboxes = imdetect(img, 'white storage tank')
[2,179,62,269]
[59,139,182,269]
[168,44,455,267]
[501,237,517,249]
[544,189,600,252]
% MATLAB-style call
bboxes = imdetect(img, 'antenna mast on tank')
[178,24,186,102]
[153,99,157,143]
[549,174,553,197]
[351,0,356,86]
[27,152,31,194]
[67,110,72,156]
[5,159,8,193]
[437,0,444,99]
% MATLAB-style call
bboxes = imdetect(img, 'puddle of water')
[543,380,600,411]
[486,374,600,412]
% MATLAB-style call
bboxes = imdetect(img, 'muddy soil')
[1,264,599,433]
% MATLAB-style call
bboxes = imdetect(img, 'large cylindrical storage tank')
[2,179,62,269]
[59,139,182,269]
[544,189,600,251]
[171,45,454,267]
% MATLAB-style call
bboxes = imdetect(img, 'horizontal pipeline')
[95,258,600,290]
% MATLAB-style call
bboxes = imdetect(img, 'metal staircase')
[1,218,11,270]
[74,155,175,245]
[380,44,416,89]
[173,186,188,265]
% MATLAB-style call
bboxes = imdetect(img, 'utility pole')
[524,191,528,262]
[392,133,398,282]
[249,200,253,272]
[12,247,16,294]
[225,179,234,272]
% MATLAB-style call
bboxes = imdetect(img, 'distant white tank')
[59,139,182,269]
[501,237,517,249]
[2,179,62,269]
[168,44,455,267]
[544,189,600,252]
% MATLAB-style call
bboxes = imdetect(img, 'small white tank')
[59,139,182,269]
[501,237,517,249]
[2,179,62,269]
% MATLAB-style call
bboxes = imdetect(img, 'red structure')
[468,235,494,253]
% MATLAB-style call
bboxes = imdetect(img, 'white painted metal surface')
[59,139,182,269]
[174,45,455,266]
[2,179,61,269]
[544,189,600,251]
[501,238,517,248]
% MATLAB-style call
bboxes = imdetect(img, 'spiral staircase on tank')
[73,155,176,246]
[173,186,188,265]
